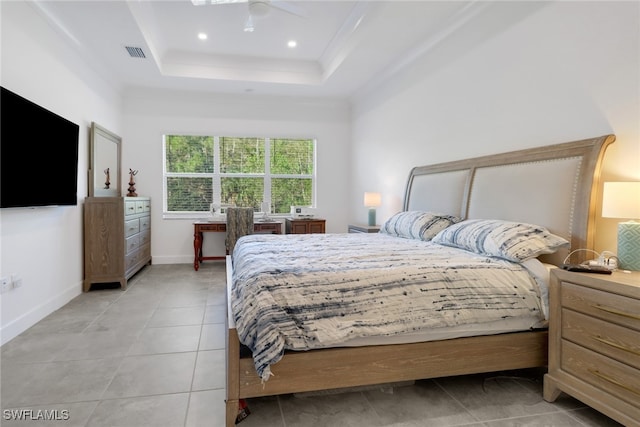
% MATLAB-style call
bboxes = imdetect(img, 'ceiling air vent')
[125,46,146,59]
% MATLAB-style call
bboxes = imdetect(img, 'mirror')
[89,122,121,197]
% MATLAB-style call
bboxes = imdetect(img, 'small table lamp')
[602,182,640,271]
[364,192,381,226]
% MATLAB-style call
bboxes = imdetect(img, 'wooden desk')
[193,220,282,270]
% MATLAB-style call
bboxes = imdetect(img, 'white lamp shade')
[363,192,381,207]
[602,182,640,219]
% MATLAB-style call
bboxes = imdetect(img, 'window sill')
[162,213,290,221]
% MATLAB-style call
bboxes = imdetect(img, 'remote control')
[561,264,612,274]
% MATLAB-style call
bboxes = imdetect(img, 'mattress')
[230,233,549,381]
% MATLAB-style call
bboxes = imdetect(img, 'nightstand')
[285,218,326,234]
[347,224,380,233]
[543,268,640,426]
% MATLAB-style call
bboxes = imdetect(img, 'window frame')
[162,135,316,218]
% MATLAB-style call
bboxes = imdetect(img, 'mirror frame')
[88,122,121,197]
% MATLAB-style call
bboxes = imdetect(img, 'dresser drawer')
[125,201,137,216]
[139,229,150,246]
[125,249,141,271]
[124,218,139,237]
[125,234,139,255]
[139,216,150,231]
[561,282,640,331]
[562,309,640,370]
[562,340,640,408]
[140,242,150,259]
[135,200,145,214]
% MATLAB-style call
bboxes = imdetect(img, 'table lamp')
[364,192,381,226]
[602,181,640,271]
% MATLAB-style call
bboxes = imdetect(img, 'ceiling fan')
[191,0,308,32]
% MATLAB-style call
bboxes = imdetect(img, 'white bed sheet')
[229,233,551,381]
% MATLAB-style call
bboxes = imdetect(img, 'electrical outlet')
[0,276,10,294]
[11,274,22,288]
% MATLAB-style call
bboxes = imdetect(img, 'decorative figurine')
[104,167,110,189]
[127,168,138,197]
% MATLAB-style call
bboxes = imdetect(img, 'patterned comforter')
[230,233,546,382]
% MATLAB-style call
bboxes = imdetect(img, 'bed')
[224,134,615,426]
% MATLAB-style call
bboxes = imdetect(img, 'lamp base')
[368,208,376,227]
[618,221,640,271]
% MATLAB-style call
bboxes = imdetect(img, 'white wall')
[122,89,351,264]
[350,1,640,255]
[0,1,122,344]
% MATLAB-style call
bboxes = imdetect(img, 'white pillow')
[432,219,569,262]
[379,211,462,241]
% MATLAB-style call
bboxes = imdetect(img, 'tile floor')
[0,263,624,427]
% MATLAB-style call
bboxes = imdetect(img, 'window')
[163,135,315,214]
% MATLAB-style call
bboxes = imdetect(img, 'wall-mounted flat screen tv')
[1,86,80,208]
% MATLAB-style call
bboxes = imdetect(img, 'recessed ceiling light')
[198,32,208,40]
[287,40,297,48]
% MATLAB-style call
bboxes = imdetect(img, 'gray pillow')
[432,219,569,262]
[379,211,462,241]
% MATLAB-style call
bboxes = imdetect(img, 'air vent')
[125,46,146,59]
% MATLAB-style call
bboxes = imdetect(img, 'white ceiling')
[29,0,545,100]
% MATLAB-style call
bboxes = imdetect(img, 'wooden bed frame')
[225,134,615,426]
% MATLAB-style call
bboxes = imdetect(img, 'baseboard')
[0,281,81,346]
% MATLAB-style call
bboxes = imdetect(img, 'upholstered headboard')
[403,135,615,266]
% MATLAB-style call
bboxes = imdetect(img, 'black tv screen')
[1,87,80,208]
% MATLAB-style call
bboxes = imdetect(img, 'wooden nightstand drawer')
[562,282,640,330]
[562,340,640,408]
[562,309,640,369]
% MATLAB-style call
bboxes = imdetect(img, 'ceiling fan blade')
[190,0,248,6]
[270,0,308,18]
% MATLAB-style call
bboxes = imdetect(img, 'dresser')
[285,218,326,234]
[543,268,640,426]
[83,197,151,291]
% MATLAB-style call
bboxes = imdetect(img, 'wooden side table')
[348,224,380,233]
[285,218,325,234]
[543,268,640,426]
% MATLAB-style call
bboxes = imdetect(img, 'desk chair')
[225,207,254,257]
